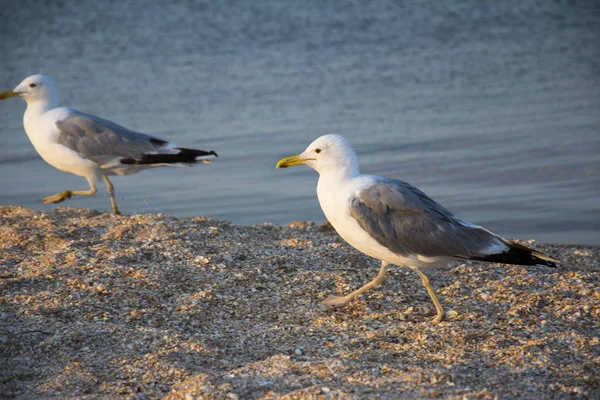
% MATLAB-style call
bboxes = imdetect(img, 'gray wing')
[54,109,171,166]
[349,178,504,258]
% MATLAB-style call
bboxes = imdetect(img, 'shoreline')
[1,206,598,398]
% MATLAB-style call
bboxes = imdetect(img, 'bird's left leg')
[322,261,389,307]
[102,176,121,215]
[42,178,97,204]
[413,267,444,324]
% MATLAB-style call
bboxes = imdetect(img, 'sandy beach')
[0,206,598,399]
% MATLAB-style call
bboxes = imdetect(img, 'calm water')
[1,1,599,246]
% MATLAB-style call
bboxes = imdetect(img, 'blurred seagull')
[0,74,217,215]
[277,134,558,323]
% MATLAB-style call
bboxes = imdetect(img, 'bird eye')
[315,148,321,154]
[29,83,37,88]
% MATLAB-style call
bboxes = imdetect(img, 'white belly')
[37,142,100,178]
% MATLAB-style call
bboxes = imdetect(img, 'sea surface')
[1,0,599,246]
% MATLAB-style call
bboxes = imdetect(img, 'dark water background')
[1,0,599,245]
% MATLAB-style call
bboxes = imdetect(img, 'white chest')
[23,109,98,177]
[317,176,417,266]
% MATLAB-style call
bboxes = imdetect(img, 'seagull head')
[276,134,359,176]
[0,74,58,105]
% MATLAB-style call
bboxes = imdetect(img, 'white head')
[276,134,359,176]
[0,74,58,106]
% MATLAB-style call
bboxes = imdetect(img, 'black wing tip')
[175,148,218,158]
[120,148,218,165]
[472,243,559,268]
[149,137,169,146]
[535,257,558,268]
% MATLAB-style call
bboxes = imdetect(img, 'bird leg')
[413,267,444,324]
[102,176,121,215]
[42,181,97,204]
[322,261,389,307]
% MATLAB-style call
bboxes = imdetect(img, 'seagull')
[276,134,558,323]
[0,74,217,215]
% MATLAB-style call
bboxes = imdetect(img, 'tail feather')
[470,240,559,268]
[121,148,218,165]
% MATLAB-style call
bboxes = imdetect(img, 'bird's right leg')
[102,176,121,215]
[413,267,444,324]
[42,178,97,204]
[322,261,389,307]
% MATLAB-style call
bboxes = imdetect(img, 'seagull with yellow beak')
[0,74,217,214]
[277,134,558,323]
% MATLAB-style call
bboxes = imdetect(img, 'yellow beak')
[276,154,313,168]
[0,89,19,100]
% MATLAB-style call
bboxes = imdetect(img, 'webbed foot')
[321,294,353,308]
[42,191,72,204]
